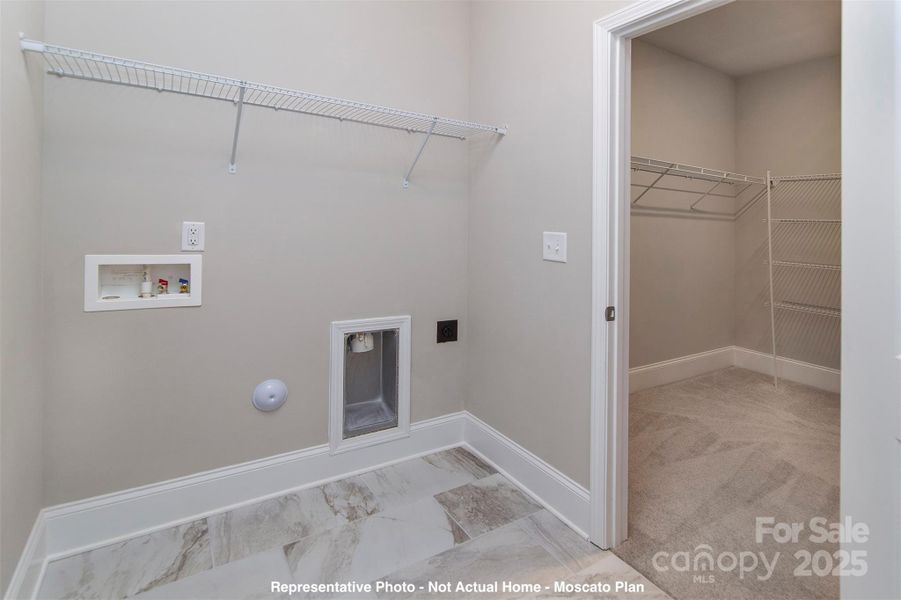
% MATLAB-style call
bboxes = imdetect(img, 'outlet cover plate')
[182,222,205,251]
[542,232,567,263]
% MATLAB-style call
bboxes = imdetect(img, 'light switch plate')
[542,232,567,263]
[181,222,205,251]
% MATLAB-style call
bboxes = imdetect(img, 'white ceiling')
[639,0,841,77]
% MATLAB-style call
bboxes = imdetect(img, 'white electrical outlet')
[181,222,205,251]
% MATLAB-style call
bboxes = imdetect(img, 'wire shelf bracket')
[402,118,437,189]
[19,35,507,186]
[228,85,246,174]
[770,301,842,319]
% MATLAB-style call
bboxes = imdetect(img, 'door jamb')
[589,0,734,549]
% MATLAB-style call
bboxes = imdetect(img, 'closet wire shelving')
[19,36,507,186]
[631,156,767,219]
[764,172,842,384]
[631,156,841,387]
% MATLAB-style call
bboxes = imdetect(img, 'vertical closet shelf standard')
[767,173,842,382]
[765,173,842,384]
[19,37,507,186]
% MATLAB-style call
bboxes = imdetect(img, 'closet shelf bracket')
[228,85,247,174]
[402,117,437,190]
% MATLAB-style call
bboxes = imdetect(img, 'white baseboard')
[40,412,464,563]
[629,346,734,392]
[6,410,590,599]
[462,413,590,537]
[629,345,840,394]
[732,346,840,393]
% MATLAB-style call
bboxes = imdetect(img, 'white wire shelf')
[764,172,843,383]
[772,260,841,271]
[771,301,841,319]
[631,156,765,186]
[773,173,842,182]
[630,156,766,219]
[769,218,841,224]
[19,37,506,185]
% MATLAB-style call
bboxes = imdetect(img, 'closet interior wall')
[630,40,737,367]
[631,41,841,373]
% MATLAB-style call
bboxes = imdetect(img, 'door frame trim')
[589,0,733,548]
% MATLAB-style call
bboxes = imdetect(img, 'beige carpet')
[614,367,839,600]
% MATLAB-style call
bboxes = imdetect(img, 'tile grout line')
[206,516,224,570]
[513,514,581,577]
[279,540,299,588]
[435,499,475,542]
[510,513,577,577]
[202,516,217,575]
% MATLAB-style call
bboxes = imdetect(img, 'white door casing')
[589,0,733,549]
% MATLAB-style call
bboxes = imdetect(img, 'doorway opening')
[591,2,841,598]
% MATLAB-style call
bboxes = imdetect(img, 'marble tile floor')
[36,447,668,600]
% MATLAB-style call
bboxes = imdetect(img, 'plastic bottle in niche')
[157,278,168,295]
[140,267,153,298]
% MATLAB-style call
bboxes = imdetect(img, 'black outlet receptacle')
[437,319,458,343]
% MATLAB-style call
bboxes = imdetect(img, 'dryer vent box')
[343,329,399,438]
[330,316,411,453]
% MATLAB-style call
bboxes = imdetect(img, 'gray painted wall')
[0,0,45,590]
[630,40,737,367]
[41,1,473,505]
[467,1,628,488]
[736,56,841,177]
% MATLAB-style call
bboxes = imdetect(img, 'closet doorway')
[591,1,842,599]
